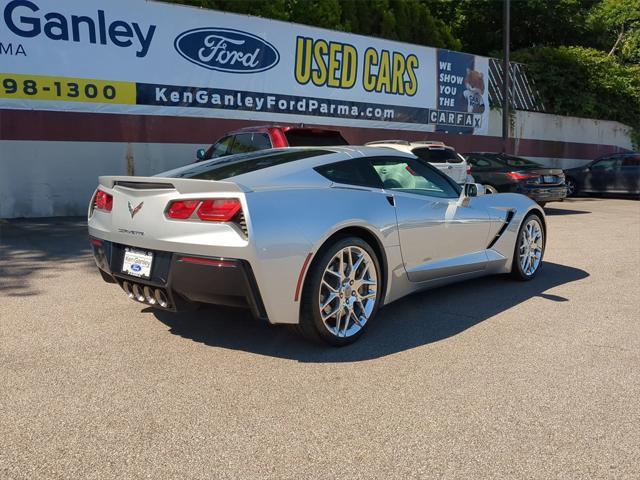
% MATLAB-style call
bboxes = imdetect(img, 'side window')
[229,133,271,155]
[368,156,460,199]
[205,136,234,160]
[314,159,383,188]
[621,156,640,167]
[467,155,492,168]
[591,157,619,170]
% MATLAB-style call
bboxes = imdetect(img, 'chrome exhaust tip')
[131,283,146,302]
[154,288,169,308]
[122,281,134,299]
[143,286,156,305]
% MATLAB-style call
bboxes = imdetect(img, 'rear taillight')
[165,198,242,222]
[166,200,199,219]
[197,199,242,221]
[94,190,113,212]
[506,172,539,182]
[466,166,471,175]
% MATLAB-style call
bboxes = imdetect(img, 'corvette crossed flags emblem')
[128,201,144,218]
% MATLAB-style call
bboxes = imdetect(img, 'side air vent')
[115,181,175,190]
[488,210,515,249]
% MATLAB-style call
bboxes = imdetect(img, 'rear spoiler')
[98,176,251,194]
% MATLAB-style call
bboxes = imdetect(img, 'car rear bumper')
[514,184,568,203]
[90,237,267,320]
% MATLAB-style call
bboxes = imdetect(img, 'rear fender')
[245,187,399,324]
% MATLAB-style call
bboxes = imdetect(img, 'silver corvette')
[88,146,546,345]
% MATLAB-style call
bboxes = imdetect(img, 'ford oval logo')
[131,264,141,272]
[174,28,280,73]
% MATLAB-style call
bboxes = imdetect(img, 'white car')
[367,140,470,184]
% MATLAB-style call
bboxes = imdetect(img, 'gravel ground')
[1,198,639,479]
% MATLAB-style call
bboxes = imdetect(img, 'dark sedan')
[564,153,640,197]
[465,153,567,206]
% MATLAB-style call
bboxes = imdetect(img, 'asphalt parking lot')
[1,198,639,479]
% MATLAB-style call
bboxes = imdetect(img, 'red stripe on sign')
[0,109,255,143]
[0,109,629,160]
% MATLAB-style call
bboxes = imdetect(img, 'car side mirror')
[196,148,206,161]
[465,183,485,197]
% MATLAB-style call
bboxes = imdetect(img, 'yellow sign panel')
[0,74,136,104]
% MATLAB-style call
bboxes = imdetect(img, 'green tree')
[451,0,599,56]
[162,0,461,49]
[166,0,289,20]
[589,0,640,63]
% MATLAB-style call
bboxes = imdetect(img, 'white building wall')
[0,111,635,218]
[488,110,634,168]
[0,141,199,218]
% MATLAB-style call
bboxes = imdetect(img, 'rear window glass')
[166,149,329,180]
[412,147,462,163]
[285,130,348,147]
[484,153,540,167]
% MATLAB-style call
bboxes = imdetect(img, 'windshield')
[163,149,330,180]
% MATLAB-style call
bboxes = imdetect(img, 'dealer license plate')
[122,249,153,279]
[543,175,556,183]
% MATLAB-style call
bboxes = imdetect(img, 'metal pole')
[502,0,510,153]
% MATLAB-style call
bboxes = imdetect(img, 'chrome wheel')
[566,178,576,196]
[318,246,378,338]
[519,218,544,276]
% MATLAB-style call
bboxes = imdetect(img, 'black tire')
[565,177,577,197]
[511,213,545,281]
[298,236,382,346]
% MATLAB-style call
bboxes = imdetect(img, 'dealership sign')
[0,0,490,134]
[174,28,280,73]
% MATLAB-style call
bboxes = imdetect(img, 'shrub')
[512,47,640,147]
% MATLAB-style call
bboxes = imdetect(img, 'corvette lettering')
[118,228,144,236]
[174,28,279,73]
[2,0,157,57]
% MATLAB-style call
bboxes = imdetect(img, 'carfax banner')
[0,0,489,134]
